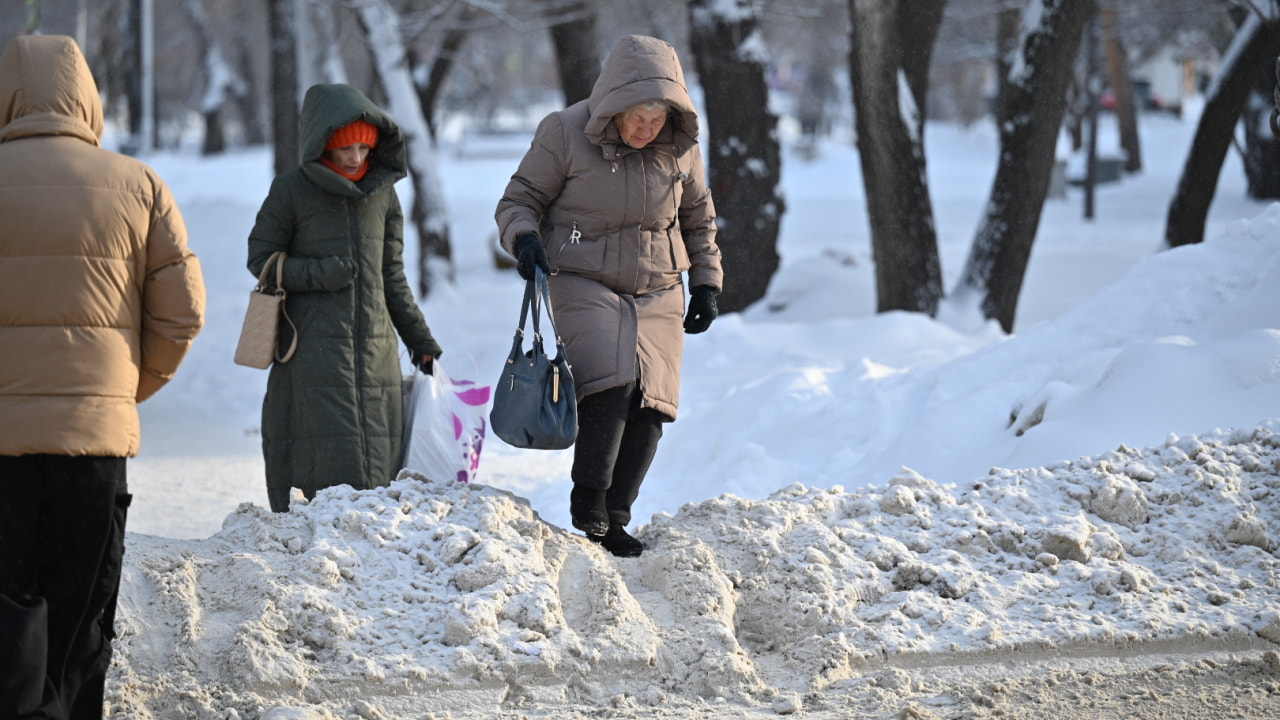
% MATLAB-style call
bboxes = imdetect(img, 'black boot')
[569,485,609,537]
[591,523,644,558]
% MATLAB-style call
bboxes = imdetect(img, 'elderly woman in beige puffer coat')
[495,35,723,557]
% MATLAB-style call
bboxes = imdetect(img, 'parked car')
[1101,79,1164,111]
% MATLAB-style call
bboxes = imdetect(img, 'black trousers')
[570,382,664,527]
[0,455,130,720]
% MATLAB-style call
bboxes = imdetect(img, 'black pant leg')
[43,456,126,720]
[606,406,664,527]
[66,482,129,720]
[569,383,635,491]
[0,455,53,717]
[0,455,126,720]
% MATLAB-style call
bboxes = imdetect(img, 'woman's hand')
[683,286,719,334]
[515,234,549,281]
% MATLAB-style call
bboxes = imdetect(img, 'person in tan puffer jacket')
[496,35,723,557]
[0,35,205,717]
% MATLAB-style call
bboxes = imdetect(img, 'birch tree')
[353,0,454,296]
[688,0,785,314]
[952,0,1091,332]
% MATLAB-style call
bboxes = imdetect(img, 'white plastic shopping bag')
[403,363,490,483]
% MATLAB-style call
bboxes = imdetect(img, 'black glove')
[683,285,719,334]
[413,339,442,374]
[514,233,549,281]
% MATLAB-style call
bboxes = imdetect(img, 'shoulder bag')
[234,251,297,369]
[490,268,578,449]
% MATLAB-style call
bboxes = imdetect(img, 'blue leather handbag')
[490,268,578,449]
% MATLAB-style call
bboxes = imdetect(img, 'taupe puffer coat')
[495,35,722,420]
[0,35,205,458]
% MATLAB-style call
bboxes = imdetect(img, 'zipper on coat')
[672,162,689,227]
[348,196,368,480]
[554,220,582,265]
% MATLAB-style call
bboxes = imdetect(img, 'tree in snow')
[352,0,454,296]
[179,0,249,155]
[847,0,947,317]
[952,0,1092,333]
[1166,4,1280,248]
[1099,2,1141,173]
[1241,9,1280,200]
[547,0,601,106]
[688,0,784,315]
[268,0,300,178]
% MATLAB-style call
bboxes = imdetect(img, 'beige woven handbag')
[233,251,297,369]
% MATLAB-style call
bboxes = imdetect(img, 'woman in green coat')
[247,83,442,512]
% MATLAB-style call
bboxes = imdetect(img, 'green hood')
[298,83,407,195]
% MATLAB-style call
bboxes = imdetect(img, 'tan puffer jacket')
[0,35,206,457]
[495,35,722,420]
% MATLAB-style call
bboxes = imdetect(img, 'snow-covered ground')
[109,111,1280,718]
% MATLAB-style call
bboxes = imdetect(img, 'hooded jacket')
[248,83,439,509]
[0,35,206,458]
[495,35,722,420]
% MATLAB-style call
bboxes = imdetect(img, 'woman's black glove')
[413,338,443,374]
[683,286,719,334]
[514,233,549,281]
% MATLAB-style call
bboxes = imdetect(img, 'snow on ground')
[107,112,1280,718]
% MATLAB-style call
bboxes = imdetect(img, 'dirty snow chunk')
[880,484,917,515]
[771,692,803,714]
[1226,512,1271,550]
[1087,473,1149,528]
[1041,515,1092,563]
[1259,613,1280,643]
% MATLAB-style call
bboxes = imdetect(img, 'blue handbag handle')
[515,267,566,359]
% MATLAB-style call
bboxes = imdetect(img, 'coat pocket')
[551,221,607,275]
[663,226,691,274]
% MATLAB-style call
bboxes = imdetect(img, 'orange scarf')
[321,156,370,182]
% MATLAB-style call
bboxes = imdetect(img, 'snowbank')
[108,427,1280,718]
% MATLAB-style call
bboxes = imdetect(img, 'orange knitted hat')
[325,119,379,151]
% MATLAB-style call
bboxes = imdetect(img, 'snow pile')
[107,426,1280,718]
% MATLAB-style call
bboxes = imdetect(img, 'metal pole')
[140,0,154,154]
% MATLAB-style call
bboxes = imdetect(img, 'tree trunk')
[687,0,784,314]
[1100,4,1141,173]
[415,23,470,141]
[994,4,1021,127]
[1083,3,1100,221]
[847,0,945,316]
[894,0,945,113]
[123,0,143,143]
[547,0,600,106]
[268,0,299,177]
[1166,13,1280,248]
[955,0,1091,333]
[354,0,454,297]
[180,0,247,156]
[1243,47,1280,199]
[232,34,267,145]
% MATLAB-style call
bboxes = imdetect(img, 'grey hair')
[625,100,668,115]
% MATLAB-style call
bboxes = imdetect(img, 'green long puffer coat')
[247,83,440,512]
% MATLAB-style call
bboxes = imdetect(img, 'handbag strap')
[516,267,565,357]
[256,251,286,292]
[257,251,298,364]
